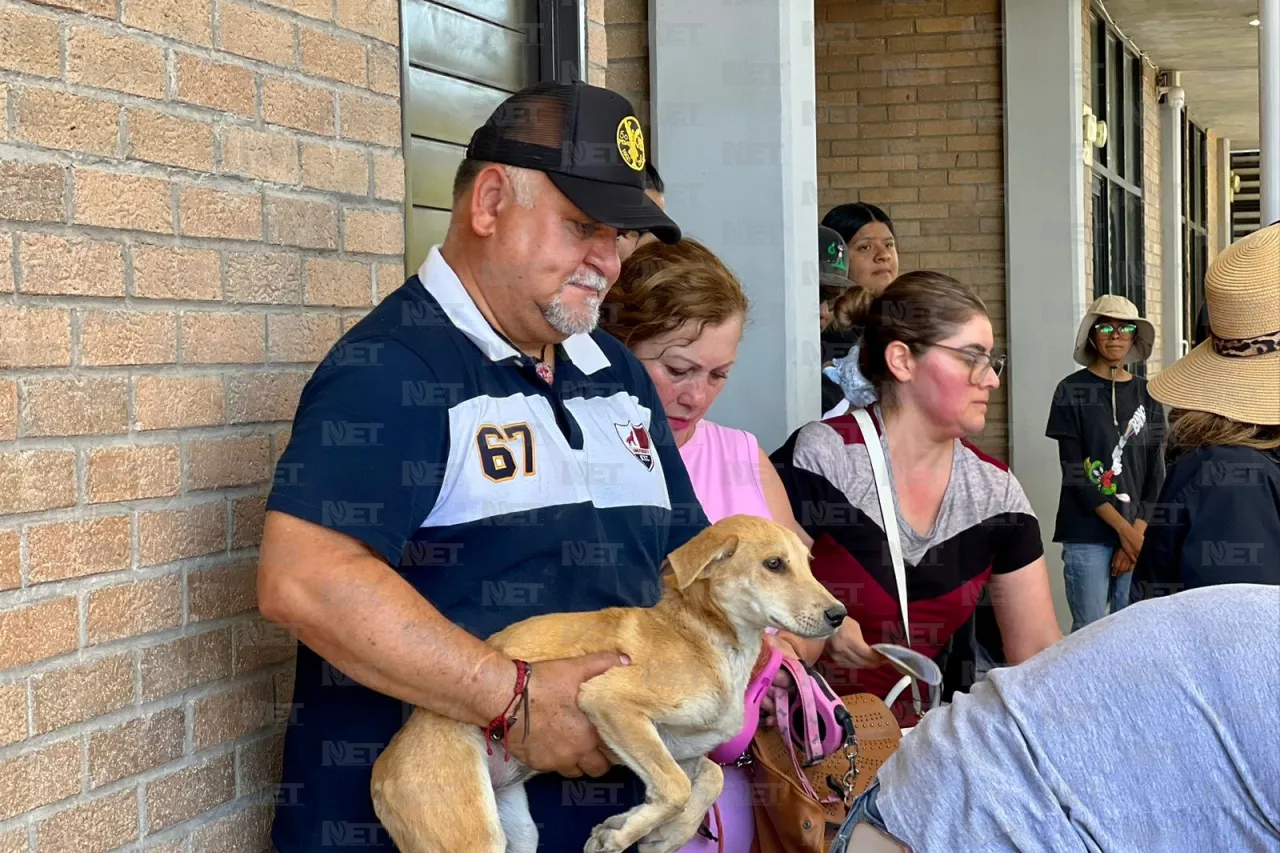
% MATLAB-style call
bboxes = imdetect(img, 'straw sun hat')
[1149,222,1280,425]
[1073,294,1156,367]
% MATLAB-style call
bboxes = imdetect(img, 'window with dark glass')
[1091,12,1146,318]
[1182,116,1208,348]
[399,0,582,274]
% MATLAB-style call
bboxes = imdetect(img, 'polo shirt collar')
[418,245,610,375]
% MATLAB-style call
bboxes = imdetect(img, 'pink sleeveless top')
[679,420,772,524]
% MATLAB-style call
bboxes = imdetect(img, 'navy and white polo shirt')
[266,246,708,852]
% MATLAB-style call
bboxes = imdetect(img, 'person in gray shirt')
[832,584,1280,852]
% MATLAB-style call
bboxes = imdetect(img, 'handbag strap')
[851,407,922,716]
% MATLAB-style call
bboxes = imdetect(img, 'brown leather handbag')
[748,691,902,853]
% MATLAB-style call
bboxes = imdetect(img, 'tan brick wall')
[604,0,650,134]
[0,0,403,849]
[817,0,1008,459]
[587,0,608,87]
[1142,63,1164,374]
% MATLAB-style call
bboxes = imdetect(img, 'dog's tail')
[371,709,506,853]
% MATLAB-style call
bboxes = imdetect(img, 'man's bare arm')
[257,510,514,727]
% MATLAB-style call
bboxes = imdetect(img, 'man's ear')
[663,531,739,590]
[467,165,506,237]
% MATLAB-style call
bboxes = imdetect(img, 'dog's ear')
[663,531,740,589]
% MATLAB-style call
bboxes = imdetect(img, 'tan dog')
[370,515,847,853]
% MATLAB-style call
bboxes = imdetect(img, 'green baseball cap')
[819,225,850,291]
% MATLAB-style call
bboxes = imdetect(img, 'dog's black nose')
[823,605,847,629]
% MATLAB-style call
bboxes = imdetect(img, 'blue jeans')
[828,781,891,852]
[1062,542,1131,632]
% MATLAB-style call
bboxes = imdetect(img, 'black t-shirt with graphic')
[1045,368,1166,544]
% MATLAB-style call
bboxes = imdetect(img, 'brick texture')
[19,233,125,296]
[140,627,233,700]
[32,654,135,734]
[86,573,184,645]
[67,25,167,98]
[20,377,130,437]
[27,515,132,583]
[14,88,119,156]
[0,682,26,746]
[36,789,140,853]
[1,0,404,843]
[89,708,185,788]
[145,753,236,832]
[0,739,82,821]
[0,531,19,591]
[0,595,78,671]
[815,0,1009,457]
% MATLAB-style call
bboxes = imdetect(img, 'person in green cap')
[819,225,857,413]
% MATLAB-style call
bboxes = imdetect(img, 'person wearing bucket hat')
[1045,294,1166,631]
[1131,224,1280,600]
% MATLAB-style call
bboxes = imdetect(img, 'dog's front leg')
[577,703,691,853]
[495,783,537,853]
[638,757,724,853]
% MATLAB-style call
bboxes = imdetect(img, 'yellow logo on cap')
[617,116,645,171]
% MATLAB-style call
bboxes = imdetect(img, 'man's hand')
[504,652,628,778]
[827,617,884,671]
[1111,548,1135,576]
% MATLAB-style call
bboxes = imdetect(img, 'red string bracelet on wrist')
[483,659,532,761]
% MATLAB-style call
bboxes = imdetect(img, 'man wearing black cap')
[257,81,708,852]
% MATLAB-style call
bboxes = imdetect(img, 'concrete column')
[1218,137,1233,253]
[1161,87,1187,363]
[1002,0,1085,633]
[1262,0,1280,225]
[648,0,820,453]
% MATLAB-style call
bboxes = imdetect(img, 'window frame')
[1090,10,1147,325]
[1181,114,1209,345]
[534,0,584,84]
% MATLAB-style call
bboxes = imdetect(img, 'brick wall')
[0,0,403,848]
[586,0,607,87]
[817,0,1008,459]
[1141,63,1164,374]
[604,0,650,135]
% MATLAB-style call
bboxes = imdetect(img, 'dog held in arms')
[370,515,848,853]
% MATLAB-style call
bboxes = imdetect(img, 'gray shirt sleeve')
[874,584,1280,853]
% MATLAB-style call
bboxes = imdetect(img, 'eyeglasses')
[1093,322,1138,338]
[931,343,1006,384]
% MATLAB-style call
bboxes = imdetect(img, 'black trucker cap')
[466,80,681,243]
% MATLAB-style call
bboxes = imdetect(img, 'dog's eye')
[763,556,785,573]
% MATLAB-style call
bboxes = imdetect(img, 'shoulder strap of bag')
[851,407,922,715]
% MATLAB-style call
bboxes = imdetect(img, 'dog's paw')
[637,823,698,853]
[584,826,628,853]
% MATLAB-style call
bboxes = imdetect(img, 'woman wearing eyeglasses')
[772,272,1061,727]
[1045,295,1164,632]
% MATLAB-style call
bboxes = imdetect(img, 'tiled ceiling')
[1100,0,1260,146]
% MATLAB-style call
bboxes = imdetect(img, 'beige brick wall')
[586,0,607,87]
[817,0,1008,459]
[1141,63,1164,374]
[0,0,403,848]
[604,0,650,134]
